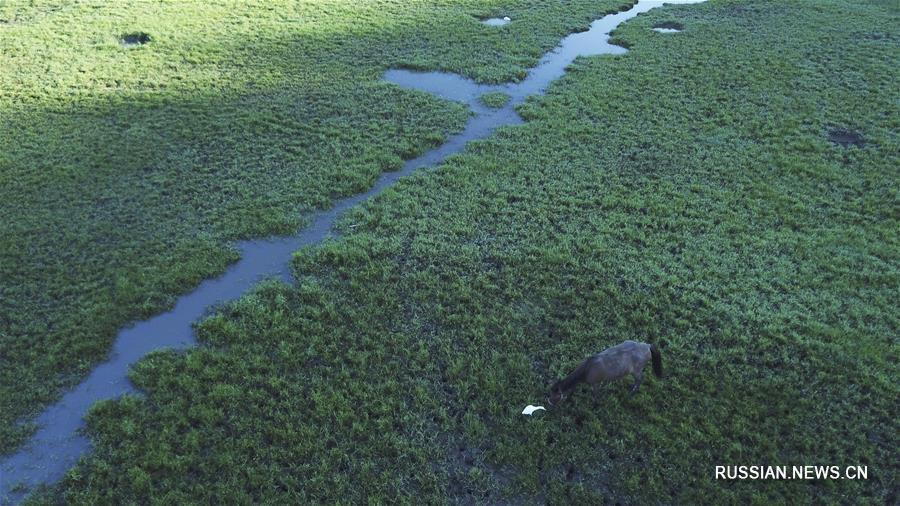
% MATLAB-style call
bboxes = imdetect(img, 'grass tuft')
[480,91,512,108]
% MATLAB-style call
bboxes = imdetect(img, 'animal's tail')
[650,345,663,378]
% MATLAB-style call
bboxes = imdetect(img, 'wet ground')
[827,127,866,147]
[121,32,151,46]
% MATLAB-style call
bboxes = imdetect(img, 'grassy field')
[4,0,898,504]
[12,0,895,503]
[0,0,637,453]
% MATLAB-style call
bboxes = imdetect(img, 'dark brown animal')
[547,340,662,406]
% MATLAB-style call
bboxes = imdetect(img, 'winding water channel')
[0,1,702,501]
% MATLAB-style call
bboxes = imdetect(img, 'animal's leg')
[630,371,643,395]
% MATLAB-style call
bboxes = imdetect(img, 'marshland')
[1,0,898,503]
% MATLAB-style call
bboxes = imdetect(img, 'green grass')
[24,0,898,503]
[0,0,636,453]
[480,91,512,108]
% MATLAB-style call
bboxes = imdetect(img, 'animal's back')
[588,341,651,380]
[603,340,650,356]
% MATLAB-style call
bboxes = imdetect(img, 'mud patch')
[827,128,865,148]
[121,32,152,46]
[457,446,477,466]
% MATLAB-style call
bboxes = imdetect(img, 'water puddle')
[382,69,497,108]
[652,22,683,33]
[121,32,151,46]
[827,127,865,148]
[0,1,706,502]
[481,17,511,27]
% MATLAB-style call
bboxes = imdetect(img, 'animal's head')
[547,381,566,407]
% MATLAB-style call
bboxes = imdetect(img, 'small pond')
[481,17,511,26]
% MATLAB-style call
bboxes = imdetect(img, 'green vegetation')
[0,0,635,453]
[480,91,512,108]
[26,0,898,503]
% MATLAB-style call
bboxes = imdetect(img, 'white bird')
[522,404,546,415]
[503,16,511,21]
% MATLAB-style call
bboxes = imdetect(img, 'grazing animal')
[547,340,662,406]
